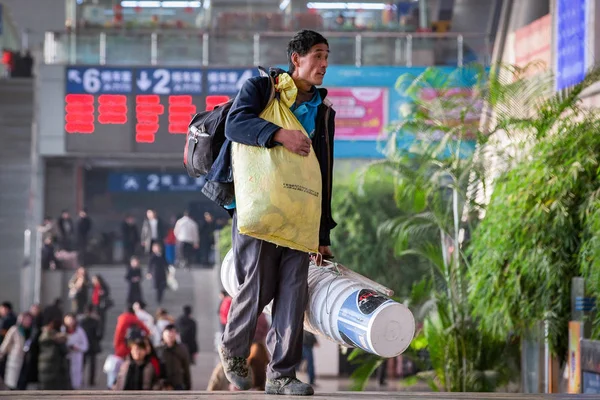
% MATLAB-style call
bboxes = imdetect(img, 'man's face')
[163,329,177,346]
[30,304,40,316]
[131,343,148,362]
[293,43,329,86]
[0,306,6,317]
[147,210,155,220]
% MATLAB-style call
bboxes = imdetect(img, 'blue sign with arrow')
[206,68,258,95]
[135,68,202,95]
[108,172,205,192]
[66,66,133,94]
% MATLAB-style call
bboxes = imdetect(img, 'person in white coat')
[133,301,157,344]
[173,211,199,269]
[63,313,89,390]
[0,313,33,389]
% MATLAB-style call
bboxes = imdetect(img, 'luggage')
[232,73,322,253]
[221,249,415,358]
[183,66,270,178]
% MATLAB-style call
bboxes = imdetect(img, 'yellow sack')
[232,73,322,253]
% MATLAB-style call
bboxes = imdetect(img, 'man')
[110,305,150,388]
[173,211,199,269]
[156,324,191,390]
[132,301,155,336]
[176,305,198,364]
[218,290,232,333]
[216,30,336,396]
[79,305,102,386]
[0,302,17,344]
[76,209,92,266]
[141,209,165,254]
[57,210,74,251]
[301,331,318,386]
[198,212,215,266]
[147,242,169,305]
[120,215,139,264]
[0,301,17,379]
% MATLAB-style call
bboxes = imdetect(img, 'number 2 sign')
[135,68,202,95]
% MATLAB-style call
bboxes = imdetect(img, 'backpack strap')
[257,66,277,103]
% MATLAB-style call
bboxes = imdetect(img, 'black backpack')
[183,66,274,178]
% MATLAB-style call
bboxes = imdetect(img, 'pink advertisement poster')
[327,88,388,140]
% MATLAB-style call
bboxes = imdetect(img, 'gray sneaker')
[265,377,314,396]
[218,345,252,390]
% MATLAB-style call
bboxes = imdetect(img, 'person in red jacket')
[108,305,150,388]
[218,291,232,333]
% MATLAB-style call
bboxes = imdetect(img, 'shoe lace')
[276,377,299,387]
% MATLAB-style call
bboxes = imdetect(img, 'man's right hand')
[273,129,312,157]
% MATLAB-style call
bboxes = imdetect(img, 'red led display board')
[64,67,241,154]
[65,94,94,134]
[135,94,163,144]
[168,95,196,134]
[64,93,205,153]
[98,95,128,125]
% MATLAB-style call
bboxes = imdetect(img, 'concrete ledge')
[0,392,596,399]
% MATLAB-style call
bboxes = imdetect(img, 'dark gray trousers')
[222,212,310,380]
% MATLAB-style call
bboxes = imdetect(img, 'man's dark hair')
[164,324,177,332]
[183,305,192,316]
[287,30,329,74]
[1,301,12,310]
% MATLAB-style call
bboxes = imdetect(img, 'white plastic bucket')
[220,249,415,358]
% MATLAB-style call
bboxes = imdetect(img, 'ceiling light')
[120,1,201,8]
[279,0,291,10]
[306,2,387,10]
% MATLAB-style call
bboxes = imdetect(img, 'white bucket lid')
[368,302,416,358]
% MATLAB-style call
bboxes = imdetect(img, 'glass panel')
[43,30,490,67]
[74,33,100,65]
[259,35,290,68]
[327,36,356,66]
[106,33,151,66]
[361,36,408,66]
[411,37,461,67]
[208,34,253,67]
[463,36,490,66]
[158,32,204,67]
[52,32,71,64]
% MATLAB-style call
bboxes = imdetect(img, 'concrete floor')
[76,263,426,392]
[2,391,597,399]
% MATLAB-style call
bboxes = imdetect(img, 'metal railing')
[44,30,491,67]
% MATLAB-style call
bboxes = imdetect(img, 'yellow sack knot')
[275,73,299,109]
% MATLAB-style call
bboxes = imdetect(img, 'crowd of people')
[0,295,200,391]
[41,208,219,270]
[106,303,197,391]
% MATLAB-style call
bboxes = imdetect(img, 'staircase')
[0,78,34,307]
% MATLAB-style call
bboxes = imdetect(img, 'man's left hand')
[319,246,333,258]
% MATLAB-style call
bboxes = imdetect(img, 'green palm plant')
[469,68,600,359]
[347,64,552,391]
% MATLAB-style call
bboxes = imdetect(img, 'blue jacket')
[203,68,337,246]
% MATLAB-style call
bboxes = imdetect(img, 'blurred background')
[0,0,598,396]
